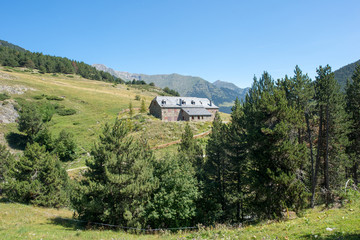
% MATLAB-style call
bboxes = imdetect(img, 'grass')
[0,67,229,169]
[0,194,359,239]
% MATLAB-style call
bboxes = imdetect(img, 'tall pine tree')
[345,64,360,185]
[313,65,349,206]
[244,72,307,218]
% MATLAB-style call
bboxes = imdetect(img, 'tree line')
[1,64,359,229]
[0,45,182,96]
[0,45,122,82]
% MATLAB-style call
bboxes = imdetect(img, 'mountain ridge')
[93,64,249,113]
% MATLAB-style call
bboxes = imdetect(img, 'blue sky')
[1,0,360,88]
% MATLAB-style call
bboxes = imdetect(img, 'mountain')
[93,64,249,113]
[0,40,26,52]
[334,59,360,90]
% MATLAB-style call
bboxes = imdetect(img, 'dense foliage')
[4,143,70,207]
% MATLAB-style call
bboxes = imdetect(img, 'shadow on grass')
[5,132,27,150]
[50,217,87,231]
[301,233,360,240]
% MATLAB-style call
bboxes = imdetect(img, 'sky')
[1,0,360,88]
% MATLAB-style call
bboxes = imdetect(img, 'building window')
[183,116,185,120]
[198,116,200,119]
[192,116,194,120]
[202,116,204,120]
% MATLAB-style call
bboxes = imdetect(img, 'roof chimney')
[179,98,182,106]
[210,100,212,106]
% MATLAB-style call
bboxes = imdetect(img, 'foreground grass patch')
[1,197,359,239]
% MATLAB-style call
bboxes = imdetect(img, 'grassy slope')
[0,67,228,169]
[0,197,359,239]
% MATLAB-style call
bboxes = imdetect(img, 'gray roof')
[153,96,218,109]
[181,107,212,116]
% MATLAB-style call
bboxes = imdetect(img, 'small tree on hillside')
[54,130,77,162]
[140,99,147,113]
[4,143,69,207]
[129,102,134,117]
[0,145,15,194]
[72,119,158,228]
[18,103,44,142]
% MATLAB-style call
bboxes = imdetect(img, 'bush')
[32,94,46,100]
[56,108,76,116]
[45,95,64,101]
[0,93,10,101]
[135,95,141,101]
[54,130,77,162]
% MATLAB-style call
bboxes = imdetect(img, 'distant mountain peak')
[93,63,249,113]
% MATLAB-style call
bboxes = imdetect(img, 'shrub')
[135,95,141,101]
[32,94,46,100]
[46,95,64,101]
[0,93,10,101]
[56,108,76,116]
[54,130,77,162]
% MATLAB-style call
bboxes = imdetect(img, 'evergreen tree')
[0,145,15,194]
[244,72,308,218]
[18,102,44,142]
[203,112,229,222]
[179,123,203,171]
[129,102,134,117]
[54,130,77,162]
[313,65,349,205]
[72,119,158,228]
[140,99,147,113]
[4,143,69,207]
[345,64,360,185]
[226,98,249,222]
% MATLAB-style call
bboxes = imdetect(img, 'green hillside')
[334,59,360,90]
[0,66,217,169]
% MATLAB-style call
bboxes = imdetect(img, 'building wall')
[149,101,162,119]
[161,108,181,122]
[206,108,218,121]
[187,115,212,122]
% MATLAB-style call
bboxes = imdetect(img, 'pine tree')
[244,72,308,218]
[4,143,69,207]
[313,65,349,205]
[129,102,134,117]
[140,99,147,113]
[179,123,203,170]
[54,130,77,162]
[18,102,44,141]
[204,112,229,222]
[345,64,360,185]
[0,145,15,194]
[72,119,158,228]
[226,98,249,222]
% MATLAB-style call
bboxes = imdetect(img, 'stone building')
[149,96,218,122]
